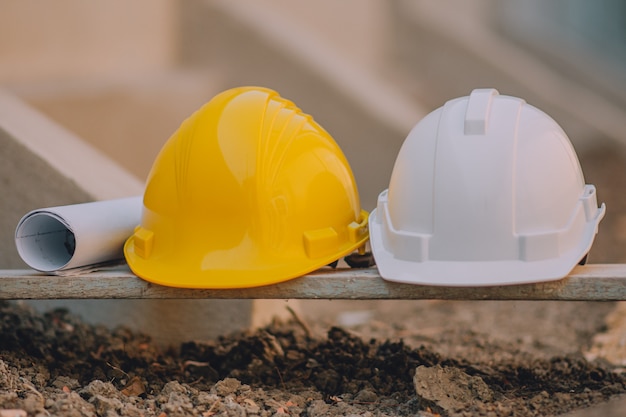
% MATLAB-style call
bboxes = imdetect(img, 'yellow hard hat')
[124,86,368,288]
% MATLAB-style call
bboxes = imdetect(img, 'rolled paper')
[15,196,142,273]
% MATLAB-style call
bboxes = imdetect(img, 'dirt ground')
[1,144,626,417]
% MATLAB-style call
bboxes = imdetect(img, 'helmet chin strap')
[344,250,375,268]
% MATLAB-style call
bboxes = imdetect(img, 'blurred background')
[2,0,625,262]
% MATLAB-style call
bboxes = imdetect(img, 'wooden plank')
[1,264,626,300]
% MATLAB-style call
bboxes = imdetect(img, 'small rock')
[161,381,189,396]
[196,392,220,407]
[80,380,123,400]
[52,376,80,391]
[121,376,146,397]
[46,391,96,417]
[214,378,242,396]
[306,399,330,417]
[354,388,378,403]
[90,394,123,416]
[414,364,494,413]
[161,392,194,416]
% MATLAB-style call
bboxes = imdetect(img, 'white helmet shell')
[369,88,605,286]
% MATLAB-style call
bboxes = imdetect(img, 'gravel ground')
[1,300,625,417]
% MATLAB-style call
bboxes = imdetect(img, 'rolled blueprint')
[15,196,142,273]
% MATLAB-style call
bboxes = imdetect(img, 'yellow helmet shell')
[124,87,368,288]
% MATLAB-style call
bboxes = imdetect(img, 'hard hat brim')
[368,207,604,287]
[124,233,369,289]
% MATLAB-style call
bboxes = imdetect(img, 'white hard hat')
[369,88,605,286]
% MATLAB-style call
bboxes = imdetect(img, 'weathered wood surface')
[1,264,625,300]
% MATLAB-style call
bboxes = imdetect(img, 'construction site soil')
[1,145,626,416]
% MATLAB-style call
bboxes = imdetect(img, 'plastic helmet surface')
[369,88,605,286]
[124,86,368,288]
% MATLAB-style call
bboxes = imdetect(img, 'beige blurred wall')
[250,0,391,73]
[0,0,178,83]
